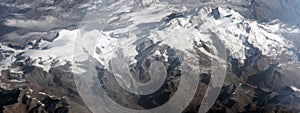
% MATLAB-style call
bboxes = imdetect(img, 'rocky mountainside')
[0,0,300,113]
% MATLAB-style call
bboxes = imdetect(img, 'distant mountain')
[0,0,300,113]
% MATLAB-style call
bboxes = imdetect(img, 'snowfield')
[0,2,298,76]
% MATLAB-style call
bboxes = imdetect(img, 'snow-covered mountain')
[0,0,300,113]
[1,2,297,74]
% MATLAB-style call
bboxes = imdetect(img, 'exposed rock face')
[0,88,20,112]
[0,65,91,113]
[3,90,67,113]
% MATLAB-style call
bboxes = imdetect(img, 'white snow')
[9,79,25,83]
[291,86,300,92]
[22,29,79,71]
[0,3,297,75]
[38,92,48,96]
